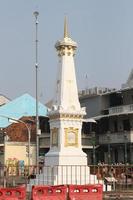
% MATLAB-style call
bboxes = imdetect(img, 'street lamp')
[33,11,40,172]
[0,116,31,168]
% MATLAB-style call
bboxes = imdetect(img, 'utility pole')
[33,11,39,173]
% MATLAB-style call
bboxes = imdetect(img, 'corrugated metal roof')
[0,93,48,128]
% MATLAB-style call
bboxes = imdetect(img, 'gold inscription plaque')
[51,128,58,147]
[64,127,78,147]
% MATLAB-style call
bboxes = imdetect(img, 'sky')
[0,0,133,104]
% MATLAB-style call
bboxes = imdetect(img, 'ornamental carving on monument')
[64,127,78,147]
[51,128,58,147]
[50,113,83,121]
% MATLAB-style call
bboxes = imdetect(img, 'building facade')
[79,71,133,165]
[0,93,48,166]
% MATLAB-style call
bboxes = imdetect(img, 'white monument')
[29,19,107,189]
[43,18,91,185]
[45,18,87,167]
[29,19,107,190]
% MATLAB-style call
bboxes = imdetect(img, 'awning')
[84,111,133,122]
[83,118,97,123]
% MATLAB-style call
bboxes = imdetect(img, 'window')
[123,119,130,131]
[114,120,118,132]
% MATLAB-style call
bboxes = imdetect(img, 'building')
[0,93,48,166]
[79,70,133,164]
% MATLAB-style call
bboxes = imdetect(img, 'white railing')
[109,104,133,115]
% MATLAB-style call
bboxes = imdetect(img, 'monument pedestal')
[45,148,87,166]
[44,143,89,185]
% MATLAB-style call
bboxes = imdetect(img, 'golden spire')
[64,16,69,38]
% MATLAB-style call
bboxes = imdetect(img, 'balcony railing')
[39,133,50,148]
[109,104,133,115]
[99,131,133,144]
[82,133,98,147]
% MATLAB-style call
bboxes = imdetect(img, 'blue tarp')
[0,93,48,128]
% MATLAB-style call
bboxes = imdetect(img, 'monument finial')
[64,16,69,38]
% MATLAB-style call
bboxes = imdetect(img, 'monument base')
[43,165,90,185]
[45,149,87,166]
[28,165,111,192]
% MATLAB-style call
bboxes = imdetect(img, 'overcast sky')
[0,0,133,103]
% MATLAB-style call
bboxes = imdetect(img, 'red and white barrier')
[31,185,67,200]
[0,185,26,200]
[68,184,103,200]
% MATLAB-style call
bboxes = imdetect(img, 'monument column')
[45,18,87,166]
